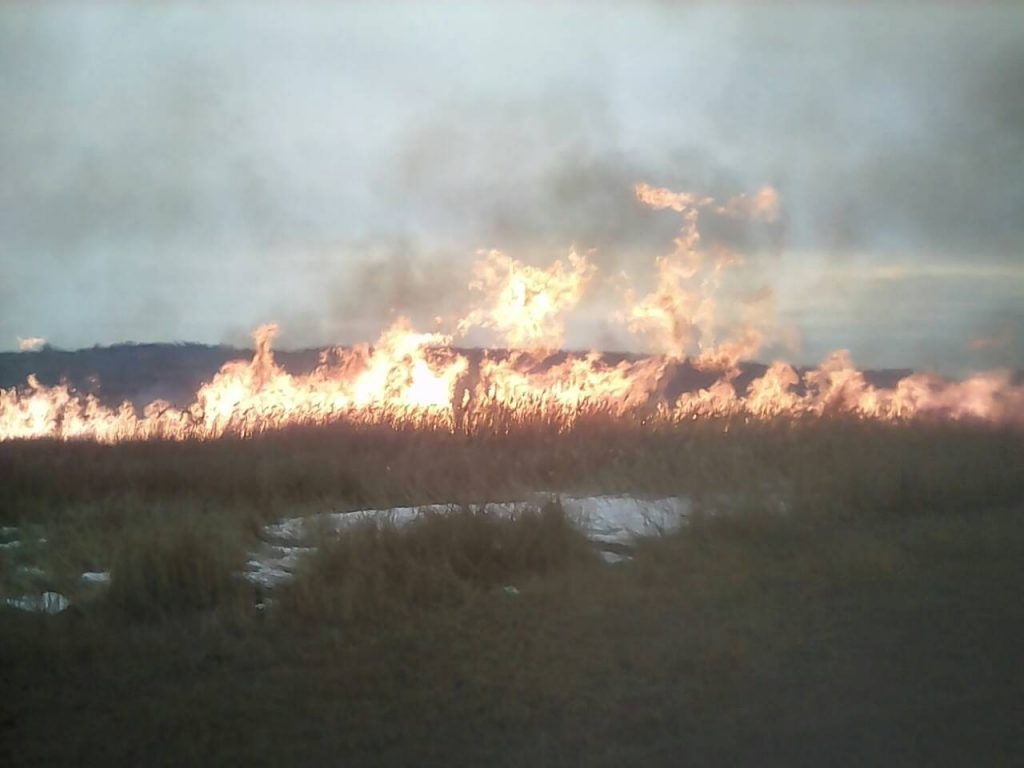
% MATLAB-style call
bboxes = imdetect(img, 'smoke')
[16,337,46,352]
[716,8,1024,260]
[324,238,472,346]
[0,4,1021,373]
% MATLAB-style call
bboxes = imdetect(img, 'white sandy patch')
[80,571,111,585]
[245,545,317,589]
[246,494,691,587]
[1,524,113,611]
[15,564,47,579]
[2,497,694,606]
[3,591,69,614]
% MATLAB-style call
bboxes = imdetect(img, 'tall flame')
[626,183,771,375]
[2,183,1021,442]
[458,249,594,351]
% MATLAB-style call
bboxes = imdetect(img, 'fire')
[2,183,1022,442]
[458,249,594,351]
[185,319,469,437]
[625,184,769,375]
[472,353,669,428]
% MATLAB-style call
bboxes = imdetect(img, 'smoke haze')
[1,3,1022,374]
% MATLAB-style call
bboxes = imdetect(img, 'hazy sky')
[1,3,1022,373]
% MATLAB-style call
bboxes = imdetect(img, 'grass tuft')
[281,500,595,622]
[105,508,248,620]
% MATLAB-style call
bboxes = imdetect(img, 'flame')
[186,319,469,437]
[2,183,1022,442]
[625,184,768,376]
[458,249,594,351]
[715,185,781,222]
[745,362,801,417]
[472,352,668,429]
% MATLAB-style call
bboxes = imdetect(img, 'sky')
[1,2,1022,374]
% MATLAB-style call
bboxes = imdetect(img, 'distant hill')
[0,343,918,410]
[0,343,323,409]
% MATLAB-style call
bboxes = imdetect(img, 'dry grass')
[1,416,1021,615]
[1,418,1023,765]
[2,416,1021,519]
[104,505,250,620]
[281,501,596,623]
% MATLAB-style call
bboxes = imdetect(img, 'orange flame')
[2,183,1021,442]
[458,249,594,351]
[626,184,769,375]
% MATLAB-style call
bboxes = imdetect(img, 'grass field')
[1,417,1023,765]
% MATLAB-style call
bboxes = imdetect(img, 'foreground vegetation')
[1,418,1023,765]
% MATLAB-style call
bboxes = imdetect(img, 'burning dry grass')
[4,183,1023,444]
[1,146,1021,761]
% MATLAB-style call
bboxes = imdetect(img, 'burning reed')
[3,183,1022,442]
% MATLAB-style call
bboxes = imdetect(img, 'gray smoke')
[0,4,1021,372]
